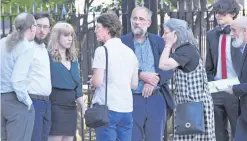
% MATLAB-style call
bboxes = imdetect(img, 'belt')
[29,94,49,101]
[133,89,161,95]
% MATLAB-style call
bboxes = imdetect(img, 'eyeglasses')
[37,24,50,30]
[131,17,148,22]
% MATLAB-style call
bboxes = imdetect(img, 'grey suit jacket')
[206,28,242,82]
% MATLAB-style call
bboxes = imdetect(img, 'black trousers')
[212,91,239,141]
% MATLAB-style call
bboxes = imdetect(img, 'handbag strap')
[103,46,108,105]
[89,46,108,106]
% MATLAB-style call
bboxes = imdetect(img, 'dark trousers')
[132,92,166,141]
[212,92,239,141]
[31,99,51,141]
[234,116,247,141]
[1,93,35,141]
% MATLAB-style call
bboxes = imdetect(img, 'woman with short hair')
[90,13,139,141]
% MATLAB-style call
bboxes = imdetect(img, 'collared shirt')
[214,34,238,80]
[27,41,51,96]
[133,38,156,93]
[1,37,34,107]
[92,38,138,112]
[241,43,247,54]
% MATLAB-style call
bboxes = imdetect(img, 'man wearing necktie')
[206,0,242,140]
[226,16,247,141]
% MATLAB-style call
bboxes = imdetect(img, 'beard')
[34,36,48,45]
[131,26,147,37]
[232,32,244,48]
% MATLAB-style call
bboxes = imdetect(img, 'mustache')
[34,35,49,45]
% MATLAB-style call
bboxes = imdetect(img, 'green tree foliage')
[1,0,73,15]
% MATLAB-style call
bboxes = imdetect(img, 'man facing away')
[121,7,174,141]
[206,0,241,140]
[226,16,247,141]
[1,12,37,141]
[30,12,52,141]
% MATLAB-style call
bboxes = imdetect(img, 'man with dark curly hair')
[206,0,241,140]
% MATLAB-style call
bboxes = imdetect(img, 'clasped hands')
[140,72,160,98]
[87,73,160,98]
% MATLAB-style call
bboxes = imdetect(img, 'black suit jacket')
[206,28,242,82]
[233,44,247,122]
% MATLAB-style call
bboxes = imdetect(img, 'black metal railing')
[1,1,246,140]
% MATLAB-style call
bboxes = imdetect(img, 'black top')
[170,43,200,72]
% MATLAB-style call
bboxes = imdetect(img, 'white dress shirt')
[27,41,52,96]
[215,34,238,80]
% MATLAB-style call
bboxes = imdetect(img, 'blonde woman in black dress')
[47,22,86,141]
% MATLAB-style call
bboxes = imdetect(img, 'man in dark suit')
[206,0,241,140]
[226,16,247,141]
[121,7,174,141]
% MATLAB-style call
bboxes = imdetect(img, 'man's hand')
[140,72,160,86]
[225,85,234,95]
[142,83,155,98]
[28,105,32,111]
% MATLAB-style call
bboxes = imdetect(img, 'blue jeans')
[95,110,133,141]
[31,99,51,141]
[132,92,166,141]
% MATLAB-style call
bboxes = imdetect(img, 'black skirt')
[49,88,77,136]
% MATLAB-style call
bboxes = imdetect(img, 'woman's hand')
[165,31,177,48]
[76,96,86,117]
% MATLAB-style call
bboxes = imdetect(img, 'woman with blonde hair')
[47,22,85,141]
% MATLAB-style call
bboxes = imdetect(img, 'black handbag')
[174,44,205,134]
[84,46,109,128]
[175,102,205,134]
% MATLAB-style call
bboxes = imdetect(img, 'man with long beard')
[121,7,174,141]
[29,12,52,141]
[226,16,247,141]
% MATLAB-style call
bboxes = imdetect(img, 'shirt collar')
[133,33,149,45]
[32,41,46,48]
[104,38,122,47]
[220,24,229,30]
[241,43,247,53]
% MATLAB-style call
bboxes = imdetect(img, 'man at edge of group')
[226,16,247,141]
[205,1,241,140]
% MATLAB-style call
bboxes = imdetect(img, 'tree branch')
[89,0,94,6]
